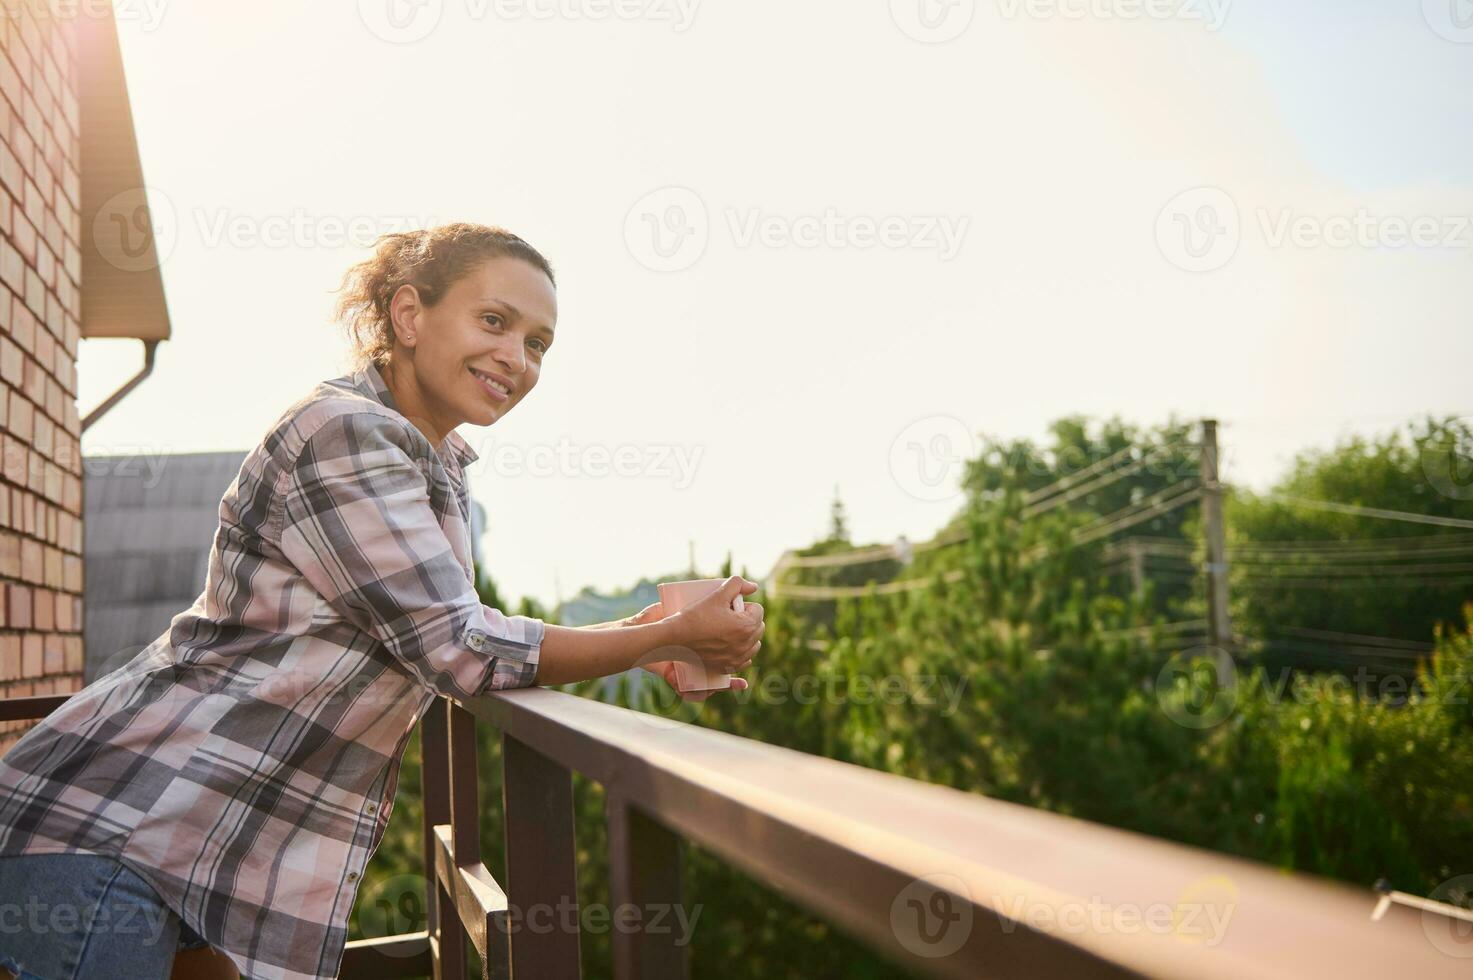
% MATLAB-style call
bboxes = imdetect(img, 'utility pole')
[1128,538,1145,596]
[1200,420,1232,650]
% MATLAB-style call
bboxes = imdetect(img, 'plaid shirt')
[0,362,545,980]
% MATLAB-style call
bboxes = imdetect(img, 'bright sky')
[81,0,1473,609]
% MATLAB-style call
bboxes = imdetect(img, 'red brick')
[0,634,18,679]
[42,541,59,584]
[20,535,40,582]
[9,293,34,351]
[33,586,51,630]
[23,266,43,319]
[7,388,30,440]
[0,240,21,296]
[0,338,18,387]
[0,55,20,117]
[0,531,17,578]
[20,631,40,675]
[41,633,61,673]
[2,433,23,484]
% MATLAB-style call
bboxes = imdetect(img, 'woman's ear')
[387,283,422,349]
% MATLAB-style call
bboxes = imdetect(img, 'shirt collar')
[350,361,480,468]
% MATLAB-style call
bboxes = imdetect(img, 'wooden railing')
[3,690,1468,979]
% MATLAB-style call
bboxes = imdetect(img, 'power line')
[1264,494,1473,531]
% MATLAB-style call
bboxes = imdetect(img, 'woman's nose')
[490,340,526,375]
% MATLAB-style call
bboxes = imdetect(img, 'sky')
[80,0,1473,609]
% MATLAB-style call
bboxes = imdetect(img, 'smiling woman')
[0,222,763,980]
[333,223,561,438]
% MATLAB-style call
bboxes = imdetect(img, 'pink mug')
[655,578,745,692]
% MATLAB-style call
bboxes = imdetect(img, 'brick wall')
[0,3,85,757]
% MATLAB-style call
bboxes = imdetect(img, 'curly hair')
[332,222,556,370]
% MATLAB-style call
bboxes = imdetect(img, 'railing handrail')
[465,687,1467,980]
[7,689,1468,978]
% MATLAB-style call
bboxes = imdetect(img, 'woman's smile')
[468,365,512,402]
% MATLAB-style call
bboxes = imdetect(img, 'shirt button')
[366,802,378,813]
[347,871,359,882]
[468,635,486,651]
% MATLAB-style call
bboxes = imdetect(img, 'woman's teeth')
[470,368,510,395]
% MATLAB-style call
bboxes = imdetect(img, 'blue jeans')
[0,852,215,980]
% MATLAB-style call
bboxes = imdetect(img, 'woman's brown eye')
[482,314,502,328]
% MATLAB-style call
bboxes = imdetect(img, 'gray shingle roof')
[84,451,248,681]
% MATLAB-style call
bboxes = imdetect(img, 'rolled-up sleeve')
[276,410,543,699]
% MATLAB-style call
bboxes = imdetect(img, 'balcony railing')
[2,689,1467,979]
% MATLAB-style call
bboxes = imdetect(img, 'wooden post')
[1127,538,1145,596]
[421,698,469,979]
[1200,420,1232,650]
[502,734,582,978]
[607,796,689,980]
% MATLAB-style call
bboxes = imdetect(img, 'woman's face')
[387,255,557,438]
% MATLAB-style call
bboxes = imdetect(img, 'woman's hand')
[658,575,763,673]
[633,579,763,700]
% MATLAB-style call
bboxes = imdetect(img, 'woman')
[0,223,763,980]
